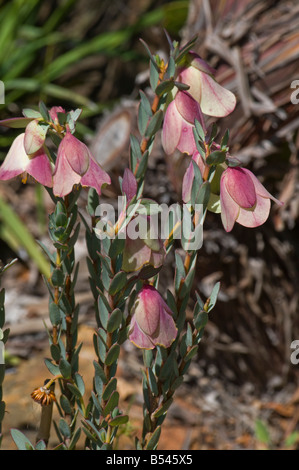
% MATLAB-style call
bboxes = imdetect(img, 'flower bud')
[129,285,177,349]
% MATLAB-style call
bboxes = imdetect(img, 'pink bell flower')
[129,285,177,349]
[162,90,205,155]
[177,52,236,117]
[122,214,166,273]
[220,166,283,232]
[0,133,53,187]
[53,130,110,197]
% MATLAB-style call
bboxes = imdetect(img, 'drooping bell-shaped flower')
[0,133,53,187]
[53,130,110,197]
[162,90,205,155]
[176,52,236,117]
[122,214,165,272]
[220,166,283,232]
[129,284,177,349]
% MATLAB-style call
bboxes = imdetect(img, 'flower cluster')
[0,105,110,197]
[163,50,282,232]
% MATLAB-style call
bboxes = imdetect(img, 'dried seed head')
[31,386,56,406]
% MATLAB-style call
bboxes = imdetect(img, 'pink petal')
[26,150,53,187]
[122,168,137,202]
[49,106,65,122]
[177,68,202,104]
[60,132,90,176]
[149,240,165,267]
[199,72,236,117]
[236,194,271,228]
[192,151,206,175]
[175,91,202,124]
[53,147,81,197]
[220,172,240,232]
[225,167,256,208]
[129,315,155,349]
[182,161,194,203]
[189,53,216,75]
[0,133,29,180]
[161,101,182,155]
[122,237,152,272]
[177,121,197,155]
[80,155,111,195]
[135,286,160,336]
[153,304,177,348]
[242,168,283,206]
[24,119,46,155]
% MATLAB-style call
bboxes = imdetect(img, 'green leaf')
[184,345,198,361]
[152,398,173,419]
[221,129,229,149]
[145,110,163,139]
[11,429,34,450]
[74,373,85,396]
[208,281,220,312]
[22,109,42,119]
[174,251,185,292]
[59,418,71,439]
[108,236,125,260]
[194,311,208,331]
[255,420,271,446]
[67,383,82,399]
[105,344,120,366]
[60,395,73,415]
[285,431,299,447]
[155,78,174,96]
[146,426,161,450]
[138,265,162,281]
[50,344,61,362]
[98,294,110,330]
[68,428,81,450]
[147,368,158,396]
[135,151,149,179]
[195,181,211,209]
[206,150,226,166]
[194,118,205,142]
[49,302,61,325]
[149,58,160,91]
[138,102,151,136]
[44,358,60,376]
[109,415,129,427]
[130,134,142,170]
[0,117,33,128]
[51,268,64,287]
[39,101,49,121]
[107,308,123,333]
[109,272,127,296]
[103,391,119,417]
[59,358,71,379]
[139,38,159,72]
[35,440,46,450]
[102,378,117,401]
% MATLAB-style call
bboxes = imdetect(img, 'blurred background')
[0,0,298,450]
